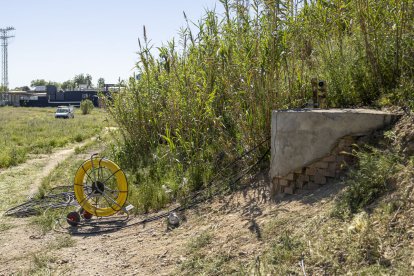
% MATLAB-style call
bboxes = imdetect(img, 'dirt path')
[27,139,95,198]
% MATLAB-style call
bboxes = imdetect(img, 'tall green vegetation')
[107,0,413,210]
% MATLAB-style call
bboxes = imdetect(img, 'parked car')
[55,105,74,119]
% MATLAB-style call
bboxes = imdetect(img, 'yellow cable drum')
[73,157,128,217]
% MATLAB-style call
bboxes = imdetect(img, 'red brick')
[294,188,305,194]
[284,173,295,181]
[306,167,317,176]
[295,180,304,189]
[331,146,342,155]
[314,174,326,184]
[322,155,336,162]
[298,174,310,182]
[283,186,295,194]
[279,179,290,186]
[271,179,282,196]
[317,168,335,178]
[313,161,329,169]
[338,136,354,147]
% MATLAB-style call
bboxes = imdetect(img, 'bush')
[80,99,94,115]
[333,147,401,217]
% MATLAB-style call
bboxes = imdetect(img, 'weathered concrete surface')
[270,109,400,179]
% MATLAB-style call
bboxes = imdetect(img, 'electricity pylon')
[1,27,15,91]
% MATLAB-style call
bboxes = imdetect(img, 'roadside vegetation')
[107,0,413,211]
[0,107,110,168]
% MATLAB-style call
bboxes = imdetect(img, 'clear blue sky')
[0,0,223,88]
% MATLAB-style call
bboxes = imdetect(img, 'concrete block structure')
[270,109,400,196]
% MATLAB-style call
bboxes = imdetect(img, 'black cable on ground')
[5,186,77,217]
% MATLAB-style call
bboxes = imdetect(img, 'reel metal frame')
[67,154,129,226]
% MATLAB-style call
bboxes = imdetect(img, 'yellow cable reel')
[73,157,128,217]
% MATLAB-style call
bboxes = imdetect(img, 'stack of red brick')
[271,136,358,195]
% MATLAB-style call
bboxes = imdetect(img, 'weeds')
[0,223,14,232]
[187,231,213,253]
[28,253,57,275]
[180,231,239,275]
[47,235,76,250]
[333,147,401,218]
[31,210,62,234]
[256,232,305,274]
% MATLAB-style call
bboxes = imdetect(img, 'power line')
[0,26,15,91]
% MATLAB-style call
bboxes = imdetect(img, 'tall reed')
[107,0,413,211]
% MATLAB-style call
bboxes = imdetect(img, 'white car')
[55,106,74,119]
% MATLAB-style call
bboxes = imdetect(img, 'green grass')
[0,160,45,212]
[0,107,111,168]
[0,222,14,232]
[30,209,62,234]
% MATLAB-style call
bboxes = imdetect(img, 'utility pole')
[0,27,15,92]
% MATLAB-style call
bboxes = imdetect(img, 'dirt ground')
[0,138,340,276]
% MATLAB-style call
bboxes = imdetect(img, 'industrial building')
[0,85,105,107]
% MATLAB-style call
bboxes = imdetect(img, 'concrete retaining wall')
[270,109,400,196]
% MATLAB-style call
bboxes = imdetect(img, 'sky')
[0,0,224,88]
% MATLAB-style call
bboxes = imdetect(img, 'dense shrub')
[80,99,94,115]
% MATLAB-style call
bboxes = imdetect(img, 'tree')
[97,77,105,89]
[47,81,61,89]
[73,74,86,88]
[30,79,47,87]
[14,86,30,91]
[61,80,75,90]
[85,74,93,88]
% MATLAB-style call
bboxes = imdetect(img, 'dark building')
[20,85,103,107]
